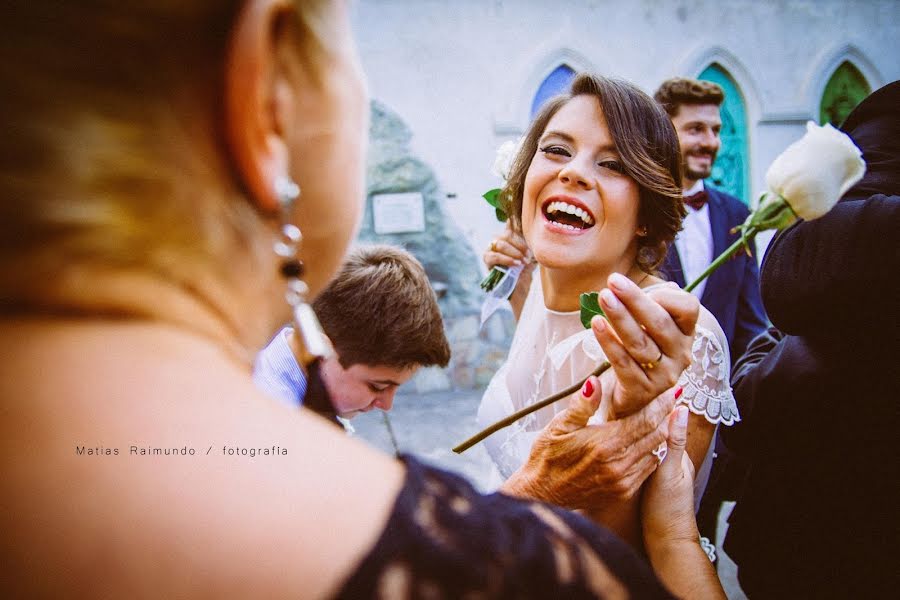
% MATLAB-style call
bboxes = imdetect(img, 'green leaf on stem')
[579,292,605,329]
[483,188,501,207]
[483,188,508,222]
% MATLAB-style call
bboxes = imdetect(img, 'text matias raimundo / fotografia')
[75,445,288,457]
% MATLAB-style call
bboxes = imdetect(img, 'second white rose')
[491,139,522,181]
[764,121,866,220]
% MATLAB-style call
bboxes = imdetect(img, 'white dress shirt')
[673,180,714,299]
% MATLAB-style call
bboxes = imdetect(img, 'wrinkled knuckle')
[638,379,655,401]
[610,477,630,497]
[596,437,618,461]
[642,404,663,430]
[610,443,629,462]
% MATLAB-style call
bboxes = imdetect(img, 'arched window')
[530,64,575,119]
[819,61,870,127]
[699,64,750,204]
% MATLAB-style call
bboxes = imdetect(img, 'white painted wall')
[350,0,900,265]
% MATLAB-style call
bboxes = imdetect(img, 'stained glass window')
[531,64,576,119]
[819,61,870,127]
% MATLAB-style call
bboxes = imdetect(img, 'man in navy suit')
[654,78,767,366]
[654,78,768,551]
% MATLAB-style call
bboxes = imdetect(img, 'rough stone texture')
[359,101,484,319]
[358,101,514,391]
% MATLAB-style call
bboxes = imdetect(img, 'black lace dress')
[336,456,675,599]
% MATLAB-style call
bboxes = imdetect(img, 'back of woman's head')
[504,73,685,272]
[0,1,331,314]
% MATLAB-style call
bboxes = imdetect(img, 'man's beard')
[684,164,711,181]
[683,150,716,182]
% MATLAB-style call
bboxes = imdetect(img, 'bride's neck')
[540,261,648,312]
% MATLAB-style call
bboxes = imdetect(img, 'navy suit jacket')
[659,185,768,365]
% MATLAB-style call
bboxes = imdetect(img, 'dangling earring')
[273,175,334,367]
[637,225,649,237]
[638,244,658,267]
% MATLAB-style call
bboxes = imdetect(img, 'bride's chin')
[531,247,577,271]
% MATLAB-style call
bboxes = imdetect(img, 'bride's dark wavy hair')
[503,73,685,272]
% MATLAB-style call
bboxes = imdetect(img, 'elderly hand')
[501,377,678,510]
[592,273,698,418]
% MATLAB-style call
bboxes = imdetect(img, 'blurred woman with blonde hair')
[0,1,723,597]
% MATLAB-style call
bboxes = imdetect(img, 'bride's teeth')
[544,201,594,226]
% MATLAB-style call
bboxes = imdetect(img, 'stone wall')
[358,101,513,392]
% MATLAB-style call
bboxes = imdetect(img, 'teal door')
[699,64,749,205]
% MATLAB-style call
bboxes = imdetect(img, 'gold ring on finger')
[490,241,497,252]
[640,350,664,371]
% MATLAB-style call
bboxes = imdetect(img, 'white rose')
[491,139,521,181]
[764,121,866,220]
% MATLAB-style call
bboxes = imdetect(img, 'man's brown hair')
[653,77,725,117]
[313,244,451,370]
[503,73,685,272]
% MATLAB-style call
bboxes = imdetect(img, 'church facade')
[349,0,899,390]
[353,0,897,244]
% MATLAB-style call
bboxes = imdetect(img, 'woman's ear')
[223,0,296,214]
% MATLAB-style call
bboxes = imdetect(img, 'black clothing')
[303,359,342,427]
[337,456,675,599]
[721,81,900,598]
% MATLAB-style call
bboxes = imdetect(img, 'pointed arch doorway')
[699,64,750,204]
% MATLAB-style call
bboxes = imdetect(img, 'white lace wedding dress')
[477,275,740,508]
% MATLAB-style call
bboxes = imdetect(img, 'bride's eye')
[539,145,570,157]
[598,159,626,174]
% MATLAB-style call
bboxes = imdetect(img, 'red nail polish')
[674,386,683,400]
[582,378,594,397]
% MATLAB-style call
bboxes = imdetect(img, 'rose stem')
[452,361,611,453]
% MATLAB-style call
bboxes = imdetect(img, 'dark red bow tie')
[684,190,708,210]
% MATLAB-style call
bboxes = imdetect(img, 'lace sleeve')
[677,321,740,426]
[336,456,676,599]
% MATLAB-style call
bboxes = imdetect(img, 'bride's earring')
[274,175,334,366]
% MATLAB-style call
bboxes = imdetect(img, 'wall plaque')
[372,192,426,234]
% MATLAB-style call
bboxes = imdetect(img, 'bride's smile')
[541,196,596,231]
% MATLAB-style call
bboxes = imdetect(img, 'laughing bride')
[478,73,739,547]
